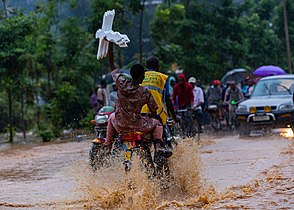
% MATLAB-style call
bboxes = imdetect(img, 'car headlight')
[279,103,293,111]
[237,105,247,112]
[95,115,109,124]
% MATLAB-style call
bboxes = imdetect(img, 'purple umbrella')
[253,65,286,77]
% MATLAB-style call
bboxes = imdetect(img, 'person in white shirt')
[188,77,204,133]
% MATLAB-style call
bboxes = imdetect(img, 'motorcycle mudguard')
[92,138,106,143]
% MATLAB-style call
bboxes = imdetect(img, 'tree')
[0,14,34,142]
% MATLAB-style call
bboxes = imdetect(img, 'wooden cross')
[95,10,130,60]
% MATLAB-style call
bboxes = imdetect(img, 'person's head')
[188,77,197,88]
[248,79,254,86]
[146,56,160,71]
[196,79,202,87]
[130,63,145,84]
[170,77,176,87]
[212,79,220,87]
[230,81,236,89]
[100,79,107,89]
[177,73,186,86]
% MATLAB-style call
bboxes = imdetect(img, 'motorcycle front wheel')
[89,143,106,171]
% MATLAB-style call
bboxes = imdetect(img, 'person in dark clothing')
[172,73,194,109]
[89,87,99,114]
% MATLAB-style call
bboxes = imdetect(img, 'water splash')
[74,137,213,209]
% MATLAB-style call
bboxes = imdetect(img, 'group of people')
[89,79,118,114]
[89,41,257,174]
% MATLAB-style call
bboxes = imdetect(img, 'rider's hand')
[173,115,181,123]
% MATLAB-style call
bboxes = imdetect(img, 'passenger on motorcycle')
[207,80,222,120]
[142,56,177,125]
[224,81,244,122]
[104,42,170,158]
[141,56,178,143]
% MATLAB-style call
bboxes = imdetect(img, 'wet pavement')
[0,134,292,209]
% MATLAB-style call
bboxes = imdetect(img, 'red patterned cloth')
[106,69,163,142]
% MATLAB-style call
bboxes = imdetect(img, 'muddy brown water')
[0,134,292,209]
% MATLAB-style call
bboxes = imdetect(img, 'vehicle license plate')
[253,115,270,121]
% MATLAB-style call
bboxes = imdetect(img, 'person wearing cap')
[207,80,223,120]
[189,77,204,133]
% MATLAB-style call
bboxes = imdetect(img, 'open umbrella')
[253,65,286,77]
[221,68,250,85]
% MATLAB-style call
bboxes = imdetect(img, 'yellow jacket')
[141,71,168,124]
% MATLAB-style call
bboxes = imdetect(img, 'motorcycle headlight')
[237,105,247,112]
[279,103,293,111]
[95,115,109,124]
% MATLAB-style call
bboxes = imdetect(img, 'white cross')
[95,10,130,60]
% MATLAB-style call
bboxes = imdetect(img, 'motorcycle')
[89,106,117,171]
[119,130,172,180]
[176,108,200,138]
[89,106,173,177]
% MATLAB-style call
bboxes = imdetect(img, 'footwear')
[124,161,132,171]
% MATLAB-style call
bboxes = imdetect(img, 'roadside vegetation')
[0,0,293,142]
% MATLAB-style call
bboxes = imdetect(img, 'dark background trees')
[0,0,293,142]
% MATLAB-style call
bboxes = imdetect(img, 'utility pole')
[283,0,292,74]
[2,0,8,18]
[139,0,146,63]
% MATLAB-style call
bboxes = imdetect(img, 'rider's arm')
[172,85,177,105]
[165,95,177,120]
[198,88,204,106]
[108,42,118,71]
[239,87,244,101]
[146,89,158,117]
[189,84,194,107]
[164,78,177,119]
[224,88,229,103]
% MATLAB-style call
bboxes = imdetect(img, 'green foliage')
[80,111,95,131]
[1,0,294,142]
[151,0,289,82]
[38,122,56,142]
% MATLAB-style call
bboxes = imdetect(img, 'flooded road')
[0,134,292,209]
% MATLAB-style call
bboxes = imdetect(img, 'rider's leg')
[229,104,234,124]
[196,110,203,133]
[218,104,223,119]
[187,110,194,135]
[140,142,156,178]
[105,113,118,147]
[153,123,172,158]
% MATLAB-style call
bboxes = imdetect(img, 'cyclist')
[189,77,204,133]
[207,80,222,120]
[224,81,244,124]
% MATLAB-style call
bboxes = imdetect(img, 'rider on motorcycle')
[207,80,222,120]
[141,56,178,136]
[104,42,171,159]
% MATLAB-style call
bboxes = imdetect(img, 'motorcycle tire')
[89,143,106,171]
